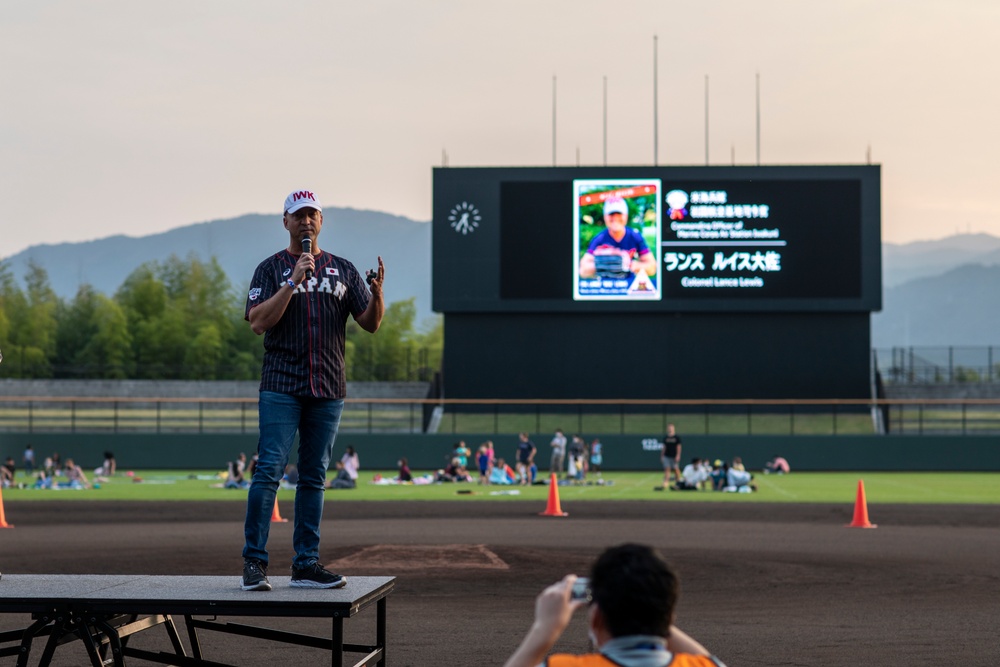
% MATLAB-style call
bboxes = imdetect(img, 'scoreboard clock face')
[433,166,881,314]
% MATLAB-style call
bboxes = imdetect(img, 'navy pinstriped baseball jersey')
[586,227,653,276]
[245,249,370,399]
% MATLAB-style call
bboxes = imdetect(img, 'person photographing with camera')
[504,544,725,667]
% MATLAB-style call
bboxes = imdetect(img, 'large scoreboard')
[432,166,881,400]
[433,165,880,313]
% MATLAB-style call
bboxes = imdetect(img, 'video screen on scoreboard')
[573,180,662,301]
[433,166,879,313]
[657,179,861,300]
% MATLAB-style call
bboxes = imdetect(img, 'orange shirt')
[548,652,722,667]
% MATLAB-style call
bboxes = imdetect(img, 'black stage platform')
[0,574,394,667]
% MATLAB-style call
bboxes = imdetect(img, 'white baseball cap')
[603,197,628,218]
[284,189,322,214]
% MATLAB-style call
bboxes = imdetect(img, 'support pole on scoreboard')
[653,35,659,166]
[552,75,557,167]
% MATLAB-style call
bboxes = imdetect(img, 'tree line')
[0,256,441,381]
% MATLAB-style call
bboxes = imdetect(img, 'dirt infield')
[2,499,999,666]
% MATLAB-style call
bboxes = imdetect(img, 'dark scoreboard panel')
[432,166,881,313]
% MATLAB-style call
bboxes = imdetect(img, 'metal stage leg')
[163,615,188,657]
[184,615,203,660]
[377,597,387,667]
[332,617,343,667]
[36,614,68,667]
[76,617,108,667]
[13,614,53,667]
[92,615,127,667]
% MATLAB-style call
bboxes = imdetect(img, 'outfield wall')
[3,433,998,473]
[0,380,431,399]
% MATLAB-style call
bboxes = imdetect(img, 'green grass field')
[3,471,998,504]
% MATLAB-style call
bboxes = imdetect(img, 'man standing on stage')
[240,188,384,591]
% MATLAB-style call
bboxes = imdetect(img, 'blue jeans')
[243,391,344,569]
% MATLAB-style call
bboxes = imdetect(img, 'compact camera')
[571,577,591,602]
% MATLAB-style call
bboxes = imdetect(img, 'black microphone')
[301,237,313,280]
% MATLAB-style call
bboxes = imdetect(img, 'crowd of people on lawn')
[0,445,117,490]
[658,423,790,493]
[223,445,361,490]
[2,433,786,496]
[665,456,760,493]
[212,428,788,492]
[423,431,606,487]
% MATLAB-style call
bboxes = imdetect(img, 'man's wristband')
[286,278,297,289]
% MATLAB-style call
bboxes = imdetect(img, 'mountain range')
[3,215,999,347]
[2,208,435,326]
[877,234,1000,347]
[882,233,1000,288]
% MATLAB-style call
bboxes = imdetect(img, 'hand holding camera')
[570,577,591,603]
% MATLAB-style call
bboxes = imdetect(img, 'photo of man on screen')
[574,180,661,301]
[579,197,658,279]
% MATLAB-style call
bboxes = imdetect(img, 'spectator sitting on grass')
[489,458,516,485]
[94,451,116,478]
[397,457,413,482]
[724,466,757,493]
[672,458,711,491]
[0,457,14,488]
[340,446,360,481]
[764,455,790,475]
[710,460,728,491]
[62,458,91,489]
[437,458,473,483]
[225,459,250,489]
[33,470,53,489]
[327,460,357,489]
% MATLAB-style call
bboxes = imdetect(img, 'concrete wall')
[3,433,998,472]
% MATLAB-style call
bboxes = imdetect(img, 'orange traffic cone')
[270,497,288,523]
[846,479,876,529]
[0,486,13,528]
[539,473,568,517]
